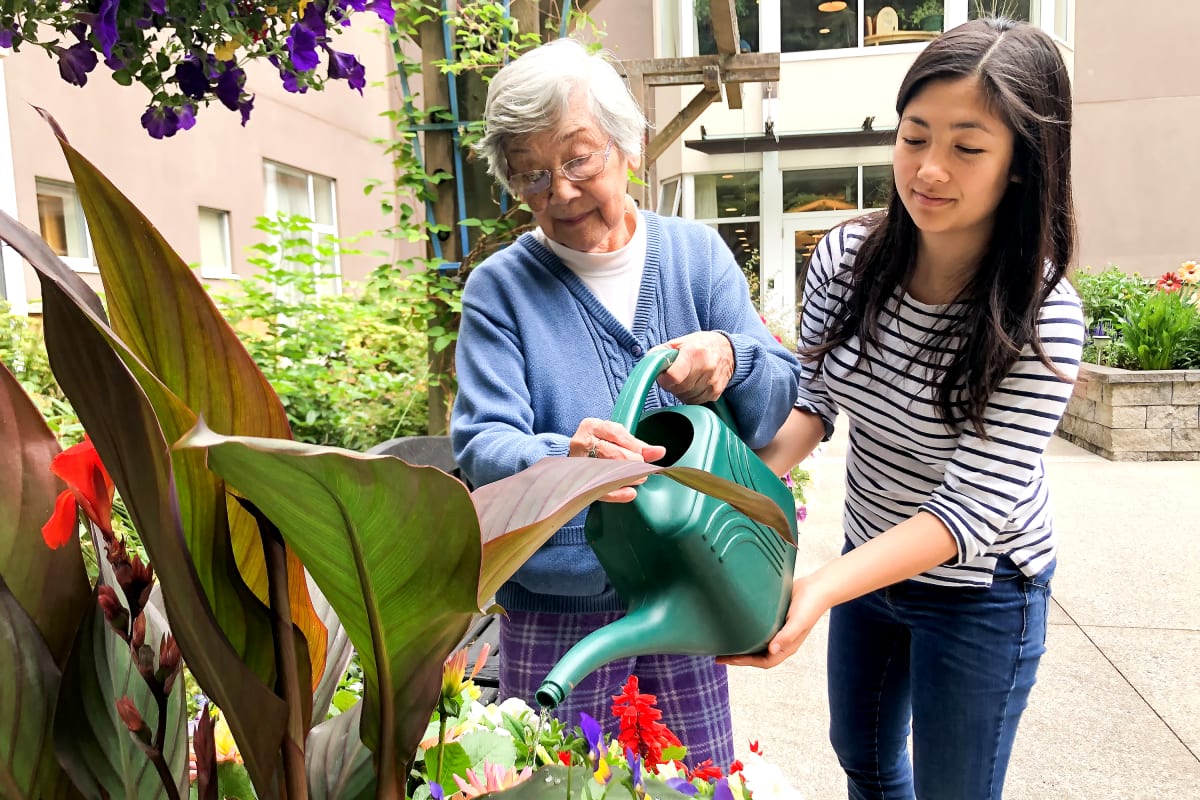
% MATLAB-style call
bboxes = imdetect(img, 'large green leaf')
[176,426,793,790]
[0,360,90,665]
[472,458,793,604]
[178,425,481,791]
[0,240,288,794]
[306,704,376,800]
[0,576,73,800]
[48,113,326,695]
[53,594,188,799]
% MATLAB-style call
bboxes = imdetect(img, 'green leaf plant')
[0,115,792,799]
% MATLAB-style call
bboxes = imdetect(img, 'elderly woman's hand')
[570,418,667,503]
[655,332,735,404]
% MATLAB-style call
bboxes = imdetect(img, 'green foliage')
[215,214,430,450]
[1073,265,1153,335]
[0,300,82,440]
[1119,289,1200,371]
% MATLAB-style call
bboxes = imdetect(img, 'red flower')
[1157,272,1184,293]
[41,435,115,549]
[557,751,572,766]
[727,760,744,775]
[689,759,723,782]
[611,675,682,769]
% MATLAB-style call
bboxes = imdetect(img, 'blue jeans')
[827,555,1054,800]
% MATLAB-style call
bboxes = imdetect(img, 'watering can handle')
[610,347,740,434]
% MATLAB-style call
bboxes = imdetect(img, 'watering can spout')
[535,603,695,709]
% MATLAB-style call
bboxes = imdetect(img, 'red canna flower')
[41,435,115,549]
[611,675,682,770]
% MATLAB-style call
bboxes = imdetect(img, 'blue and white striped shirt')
[796,224,1085,586]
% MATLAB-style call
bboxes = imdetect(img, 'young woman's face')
[504,92,639,253]
[894,76,1016,247]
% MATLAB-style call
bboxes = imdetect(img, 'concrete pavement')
[727,421,1200,799]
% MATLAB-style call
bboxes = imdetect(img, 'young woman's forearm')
[755,408,827,475]
[805,511,959,609]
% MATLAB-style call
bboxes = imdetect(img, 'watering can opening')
[635,412,694,468]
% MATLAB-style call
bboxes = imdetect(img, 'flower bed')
[1059,362,1200,461]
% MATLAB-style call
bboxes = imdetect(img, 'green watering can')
[535,348,798,709]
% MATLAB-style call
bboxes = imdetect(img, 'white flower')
[739,752,803,800]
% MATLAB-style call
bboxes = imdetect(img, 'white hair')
[477,38,647,195]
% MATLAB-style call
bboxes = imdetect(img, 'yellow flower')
[214,40,240,61]
[1178,260,1198,285]
[213,709,242,764]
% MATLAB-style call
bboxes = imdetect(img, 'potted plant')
[908,0,945,32]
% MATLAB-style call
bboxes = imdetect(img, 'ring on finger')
[587,441,599,458]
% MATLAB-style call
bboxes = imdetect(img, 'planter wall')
[1058,363,1200,461]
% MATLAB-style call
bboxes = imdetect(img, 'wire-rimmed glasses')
[508,139,614,196]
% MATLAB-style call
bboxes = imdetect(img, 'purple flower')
[176,103,196,132]
[625,748,642,791]
[148,0,167,13]
[796,504,808,524]
[55,41,99,86]
[579,713,604,760]
[280,69,308,94]
[713,778,734,800]
[140,104,180,139]
[666,778,699,796]
[237,94,254,126]
[326,48,365,93]
[94,0,120,58]
[175,57,210,99]
[0,29,17,48]
[368,0,395,25]
[286,22,320,72]
[215,65,245,111]
[428,782,444,800]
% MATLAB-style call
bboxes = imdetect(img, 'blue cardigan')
[451,211,801,612]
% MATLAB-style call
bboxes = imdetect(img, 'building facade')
[0,21,400,314]
[645,0,1076,329]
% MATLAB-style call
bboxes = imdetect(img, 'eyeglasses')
[508,139,614,196]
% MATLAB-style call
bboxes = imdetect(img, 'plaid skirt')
[499,608,735,768]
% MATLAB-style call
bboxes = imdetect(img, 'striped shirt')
[796,224,1085,586]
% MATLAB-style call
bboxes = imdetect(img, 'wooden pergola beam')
[707,0,743,109]
[645,86,722,164]
[621,53,779,87]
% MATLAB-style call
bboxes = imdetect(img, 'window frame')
[262,160,341,296]
[197,206,236,280]
[34,178,94,273]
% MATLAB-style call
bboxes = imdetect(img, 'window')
[658,178,681,216]
[779,0,945,53]
[263,161,340,296]
[969,0,1036,24]
[35,179,92,270]
[198,207,233,277]
[695,0,760,54]
[784,164,893,265]
[693,171,762,302]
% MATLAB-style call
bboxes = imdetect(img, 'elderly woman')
[450,38,801,766]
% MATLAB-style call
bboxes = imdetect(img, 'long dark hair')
[808,17,1075,437]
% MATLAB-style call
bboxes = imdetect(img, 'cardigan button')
[631,344,644,357]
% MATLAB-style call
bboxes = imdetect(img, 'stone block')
[1174,380,1200,404]
[1098,404,1147,429]
[1173,427,1200,451]
[1107,382,1173,406]
[1106,427,1173,453]
[1146,405,1199,429]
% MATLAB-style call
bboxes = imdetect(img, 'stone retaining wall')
[1058,363,1200,461]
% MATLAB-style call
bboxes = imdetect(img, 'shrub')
[213,214,430,450]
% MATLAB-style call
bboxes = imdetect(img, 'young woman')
[722,18,1085,800]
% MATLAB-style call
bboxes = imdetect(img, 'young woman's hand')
[717,575,830,669]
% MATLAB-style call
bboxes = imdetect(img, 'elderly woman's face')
[505,93,639,253]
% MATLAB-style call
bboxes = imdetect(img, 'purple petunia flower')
[141,104,180,139]
[368,0,395,25]
[237,94,254,126]
[176,103,196,132]
[326,48,365,93]
[279,69,308,94]
[215,65,245,111]
[286,22,320,72]
[0,28,16,48]
[94,0,120,57]
[55,41,99,86]
[148,0,167,13]
[174,57,210,99]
